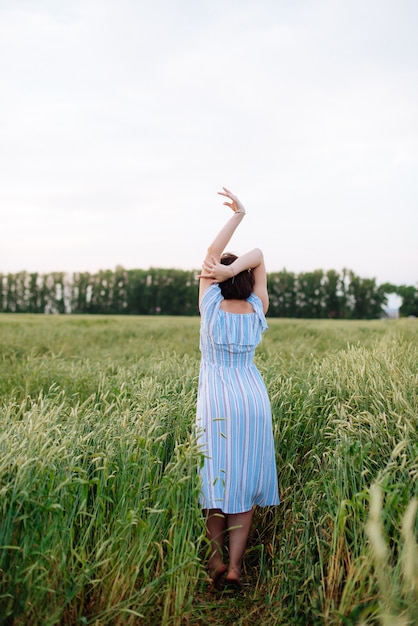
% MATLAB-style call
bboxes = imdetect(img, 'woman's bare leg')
[204,508,227,578]
[226,509,253,582]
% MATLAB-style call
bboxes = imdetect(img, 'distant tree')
[71,272,92,313]
[37,274,49,313]
[5,273,17,312]
[158,269,198,315]
[113,266,129,313]
[323,269,343,318]
[267,270,297,317]
[16,272,29,312]
[88,269,116,314]
[296,270,325,318]
[139,268,198,315]
[380,282,398,295]
[53,273,66,314]
[39,273,66,314]
[27,273,40,312]
[397,285,418,317]
[347,272,387,319]
[1,267,412,318]
[125,269,147,314]
[144,270,158,314]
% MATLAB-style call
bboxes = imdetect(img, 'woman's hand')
[218,187,246,215]
[198,256,234,282]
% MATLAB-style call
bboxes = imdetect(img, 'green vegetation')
[3,267,417,317]
[0,314,417,625]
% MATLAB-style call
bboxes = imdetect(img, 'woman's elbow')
[253,248,264,263]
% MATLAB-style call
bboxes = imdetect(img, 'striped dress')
[196,284,279,514]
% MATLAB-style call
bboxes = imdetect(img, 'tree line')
[0,267,417,318]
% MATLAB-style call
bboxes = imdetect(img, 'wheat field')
[0,314,417,625]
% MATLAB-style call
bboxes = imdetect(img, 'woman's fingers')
[218,187,235,200]
[202,262,215,275]
[218,187,243,213]
[202,256,218,270]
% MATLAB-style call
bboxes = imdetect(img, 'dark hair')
[219,253,255,300]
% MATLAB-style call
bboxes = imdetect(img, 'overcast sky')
[1,0,417,288]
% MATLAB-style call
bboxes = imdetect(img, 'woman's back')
[199,284,267,368]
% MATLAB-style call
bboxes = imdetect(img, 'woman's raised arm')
[205,188,246,259]
[198,188,246,307]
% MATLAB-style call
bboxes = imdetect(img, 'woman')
[197,187,279,591]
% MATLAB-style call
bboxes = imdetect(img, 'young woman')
[196,187,279,591]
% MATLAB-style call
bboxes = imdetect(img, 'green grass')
[0,314,417,625]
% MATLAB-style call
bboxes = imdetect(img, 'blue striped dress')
[196,284,279,514]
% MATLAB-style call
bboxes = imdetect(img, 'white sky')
[1,0,417,287]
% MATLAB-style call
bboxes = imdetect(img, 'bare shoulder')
[220,299,255,314]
